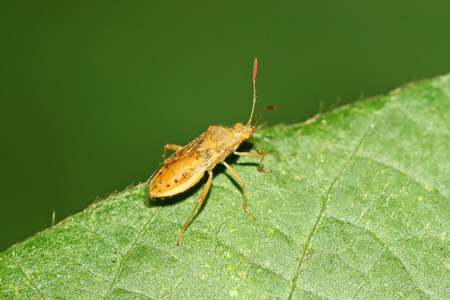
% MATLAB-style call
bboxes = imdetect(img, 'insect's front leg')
[233,146,272,173]
[222,162,256,220]
[163,144,182,160]
[252,139,273,157]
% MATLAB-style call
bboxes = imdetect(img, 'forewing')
[149,131,226,196]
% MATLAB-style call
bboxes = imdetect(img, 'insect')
[148,58,275,245]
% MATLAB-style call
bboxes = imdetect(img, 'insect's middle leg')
[177,170,213,245]
[222,161,256,220]
[163,144,182,160]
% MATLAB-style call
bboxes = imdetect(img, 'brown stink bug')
[148,58,275,245]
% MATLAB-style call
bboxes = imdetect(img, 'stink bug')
[148,58,275,245]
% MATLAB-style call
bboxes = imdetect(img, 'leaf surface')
[1,75,449,299]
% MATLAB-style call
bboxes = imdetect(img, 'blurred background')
[1,1,449,251]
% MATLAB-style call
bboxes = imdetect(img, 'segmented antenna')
[247,58,276,128]
[247,57,258,126]
[253,105,276,129]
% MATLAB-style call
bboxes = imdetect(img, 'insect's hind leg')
[177,170,213,245]
[222,161,256,220]
[163,144,182,160]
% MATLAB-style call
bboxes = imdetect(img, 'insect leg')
[233,150,272,173]
[222,161,256,220]
[252,139,273,171]
[251,139,273,156]
[177,170,213,245]
[163,144,182,160]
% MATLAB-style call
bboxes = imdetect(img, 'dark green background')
[1,1,449,252]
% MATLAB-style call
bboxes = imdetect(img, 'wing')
[149,130,228,197]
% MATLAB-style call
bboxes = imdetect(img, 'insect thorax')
[200,124,252,155]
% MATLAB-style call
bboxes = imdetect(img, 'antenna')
[253,105,276,129]
[247,57,258,126]
[246,58,276,128]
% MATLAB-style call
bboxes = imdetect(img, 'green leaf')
[1,74,449,299]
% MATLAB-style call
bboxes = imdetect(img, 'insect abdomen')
[149,157,208,198]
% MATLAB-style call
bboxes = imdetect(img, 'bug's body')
[148,58,275,244]
[149,124,252,198]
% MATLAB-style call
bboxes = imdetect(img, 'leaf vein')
[101,207,161,299]
[288,119,378,299]
[11,252,48,299]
